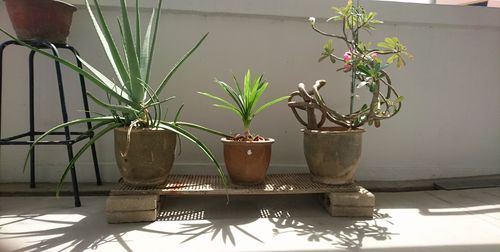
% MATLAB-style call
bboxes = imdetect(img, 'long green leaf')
[243,69,251,109]
[0,28,133,106]
[145,0,163,83]
[151,33,209,102]
[175,122,231,138]
[140,9,156,80]
[254,96,289,115]
[135,0,141,61]
[174,104,184,123]
[231,73,243,97]
[145,96,175,107]
[120,0,143,102]
[76,55,131,100]
[248,81,268,114]
[87,0,130,92]
[215,80,244,112]
[249,75,261,106]
[213,104,243,118]
[198,92,239,111]
[56,122,119,196]
[116,18,130,72]
[87,92,140,115]
[159,121,228,192]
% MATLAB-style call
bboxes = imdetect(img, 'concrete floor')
[0,188,499,252]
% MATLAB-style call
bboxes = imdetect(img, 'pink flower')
[343,64,352,72]
[343,51,352,62]
[343,51,352,72]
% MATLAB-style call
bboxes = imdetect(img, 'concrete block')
[323,187,375,207]
[106,195,159,212]
[324,205,374,217]
[107,209,158,223]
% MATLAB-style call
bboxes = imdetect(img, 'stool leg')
[0,43,5,145]
[47,43,81,207]
[28,50,36,188]
[0,42,13,146]
[68,47,102,186]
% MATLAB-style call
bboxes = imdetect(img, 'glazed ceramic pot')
[303,127,365,185]
[114,128,177,187]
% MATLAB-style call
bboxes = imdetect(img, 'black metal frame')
[0,40,102,207]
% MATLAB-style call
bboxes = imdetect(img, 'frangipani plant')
[0,0,227,191]
[199,70,289,141]
[290,0,412,130]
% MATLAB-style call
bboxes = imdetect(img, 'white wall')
[0,0,499,183]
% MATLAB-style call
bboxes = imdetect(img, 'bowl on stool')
[4,0,77,44]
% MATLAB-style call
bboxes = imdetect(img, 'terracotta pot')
[303,127,365,185]
[114,128,177,187]
[4,0,77,44]
[221,138,274,185]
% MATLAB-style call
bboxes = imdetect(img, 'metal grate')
[111,173,360,196]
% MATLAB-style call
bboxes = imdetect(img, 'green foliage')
[308,0,412,128]
[319,39,335,63]
[0,0,228,193]
[199,70,289,135]
[330,0,383,31]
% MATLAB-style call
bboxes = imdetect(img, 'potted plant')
[0,0,227,189]
[288,0,412,185]
[198,70,288,185]
[3,0,77,44]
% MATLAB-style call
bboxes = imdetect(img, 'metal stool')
[0,40,102,207]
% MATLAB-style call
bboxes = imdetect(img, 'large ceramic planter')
[4,0,77,44]
[221,138,274,185]
[114,128,177,187]
[303,127,365,185]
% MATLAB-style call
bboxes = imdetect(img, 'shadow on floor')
[157,194,397,248]
[269,209,396,249]
[0,198,173,252]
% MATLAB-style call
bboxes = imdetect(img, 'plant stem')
[243,128,251,137]
[349,0,361,117]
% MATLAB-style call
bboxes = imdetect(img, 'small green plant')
[0,0,228,192]
[199,70,289,141]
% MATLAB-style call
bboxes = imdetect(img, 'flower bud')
[343,51,352,62]
[308,17,316,25]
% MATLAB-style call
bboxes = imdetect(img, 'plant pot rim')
[302,127,365,134]
[114,127,176,133]
[221,137,275,144]
[3,0,78,11]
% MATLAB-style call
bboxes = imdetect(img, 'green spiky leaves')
[0,0,226,194]
[199,70,289,136]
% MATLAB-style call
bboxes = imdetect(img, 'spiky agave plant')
[0,0,229,192]
[198,70,289,141]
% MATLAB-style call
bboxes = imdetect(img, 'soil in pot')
[4,0,77,44]
[114,128,177,187]
[221,136,274,186]
[303,127,365,185]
